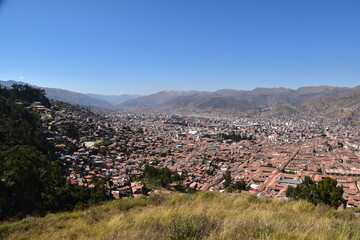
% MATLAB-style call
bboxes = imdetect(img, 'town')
[33,100,360,208]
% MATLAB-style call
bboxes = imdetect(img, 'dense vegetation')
[143,164,184,190]
[223,170,247,192]
[221,132,254,142]
[0,84,51,108]
[286,176,345,208]
[1,192,359,240]
[0,85,106,220]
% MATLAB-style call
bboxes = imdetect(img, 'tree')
[316,177,344,208]
[143,164,183,189]
[223,171,232,189]
[0,146,46,217]
[286,176,317,204]
[286,176,344,208]
[234,179,247,191]
[59,122,79,140]
[0,87,107,219]
[2,84,51,108]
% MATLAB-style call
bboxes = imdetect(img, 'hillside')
[0,80,113,108]
[43,87,113,108]
[0,85,108,220]
[117,86,354,111]
[1,192,360,240]
[298,86,360,123]
[85,93,139,105]
[0,80,135,108]
[2,80,360,114]
[118,90,200,108]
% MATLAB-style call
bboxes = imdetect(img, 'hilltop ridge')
[2,80,360,113]
[0,80,138,108]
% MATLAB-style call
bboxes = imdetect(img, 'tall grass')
[1,192,360,240]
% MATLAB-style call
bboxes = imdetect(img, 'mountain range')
[1,80,360,117]
[117,85,360,111]
[0,80,139,108]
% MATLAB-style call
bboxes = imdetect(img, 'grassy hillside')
[1,192,360,240]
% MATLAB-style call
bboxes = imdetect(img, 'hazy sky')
[0,0,359,95]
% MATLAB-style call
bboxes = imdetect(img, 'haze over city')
[0,0,359,95]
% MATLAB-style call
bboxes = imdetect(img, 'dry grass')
[1,192,360,240]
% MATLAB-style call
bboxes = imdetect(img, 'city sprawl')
[35,101,360,208]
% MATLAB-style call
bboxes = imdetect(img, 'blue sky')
[0,0,359,95]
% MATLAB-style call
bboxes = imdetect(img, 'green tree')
[143,164,183,189]
[1,84,51,107]
[223,171,232,189]
[286,177,344,208]
[316,177,344,208]
[234,179,247,191]
[0,87,107,219]
[0,146,46,217]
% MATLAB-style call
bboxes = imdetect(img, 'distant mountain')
[2,80,359,114]
[0,80,113,108]
[0,80,29,88]
[85,93,139,105]
[43,87,113,108]
[298,85,360,123]
[163,93,255,110]
[296,85,349,95]
[118,90,200,108]
[117,86,354,111]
